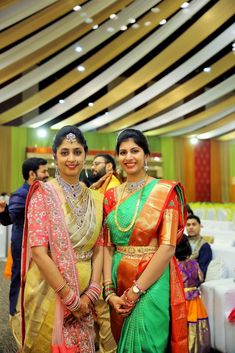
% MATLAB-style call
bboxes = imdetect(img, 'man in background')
[0,157,49,316]
[91,154,121,353]
[186,214,212,278]
[91,153,121,193]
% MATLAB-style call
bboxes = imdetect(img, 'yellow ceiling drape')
[1,0,180,123]
[100,52,234,132]
[62,0,233,128]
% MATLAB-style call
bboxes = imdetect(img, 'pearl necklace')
[114,175,148,232]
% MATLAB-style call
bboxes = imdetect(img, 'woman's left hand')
[72,294,92,320]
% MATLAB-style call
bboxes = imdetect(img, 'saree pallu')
[14,180,103,353]
[104,179,188,353]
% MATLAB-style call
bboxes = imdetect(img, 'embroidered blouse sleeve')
[158,189,179,246]
[27,188,49,247]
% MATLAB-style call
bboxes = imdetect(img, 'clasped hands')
[108,289,139,317]
[69,294,94,323]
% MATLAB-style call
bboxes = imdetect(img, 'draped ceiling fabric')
[0,0,234,142]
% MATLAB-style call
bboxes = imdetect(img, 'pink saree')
[21,180,101,353]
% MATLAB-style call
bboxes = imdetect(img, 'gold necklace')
[114,175,148,232]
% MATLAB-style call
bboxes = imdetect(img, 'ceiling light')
[59,99,65,104]
[151,7,160,13]
[75,46,83,53]
[92,24,99,30]
[128,18,136,24]
[85,18,93,24]
[77,65,85,72]
[105,112,109,115]
[73,5,81,11]
[132,23,140,29]
[181,2,189,9]
[37,129,47,138]
[159,19,167,25]
[203,67,211,73]
[120,25,128,31]
[107,27,115,32]
[190,137,198,145]
[144,21,151,26]
[88,102,94,107]
[110,14,118,20]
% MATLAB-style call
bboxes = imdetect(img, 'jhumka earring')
[144,160,148,172]
[55,165,60,178]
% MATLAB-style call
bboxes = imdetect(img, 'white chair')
[214,283,235,353]
[201,278,235,353]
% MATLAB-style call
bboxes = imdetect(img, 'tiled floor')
[0,261,18,353]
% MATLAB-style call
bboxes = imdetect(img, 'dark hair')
[22,158,47,180]
[115,129,150,155]
[94,154,116,171]
[175,234,192,261]
[186,204,194,216]
[52,126,88,155]
[187,214,201,224]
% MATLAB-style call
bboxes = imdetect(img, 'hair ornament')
[66,133,77,143]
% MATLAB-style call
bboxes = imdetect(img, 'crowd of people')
[0,125,213,353]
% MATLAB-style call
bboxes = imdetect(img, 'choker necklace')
[126,178,146,193]
[114,175,148,232]
[56,175,82,198]
[56,175,86,227]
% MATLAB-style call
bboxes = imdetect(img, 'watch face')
[132,285,140,294]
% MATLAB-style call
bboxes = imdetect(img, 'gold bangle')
[55,281,66,293]
[105,292,116,303]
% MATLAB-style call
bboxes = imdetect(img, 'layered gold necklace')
[114,175,148,232]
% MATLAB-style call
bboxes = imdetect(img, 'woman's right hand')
[72,294,92,320]
[108,295,133,317]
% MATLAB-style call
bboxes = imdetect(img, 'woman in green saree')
[103,129,188,353]
[13,126,104,353]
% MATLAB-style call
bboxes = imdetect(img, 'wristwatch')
[132,284,141,294]
[131,281,146,295]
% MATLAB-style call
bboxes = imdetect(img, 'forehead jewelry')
[66,132,77,143]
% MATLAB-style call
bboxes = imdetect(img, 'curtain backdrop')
[229,141,235,202]
[1,126,234,201]
[0,127,12,194]
[11,127,27,192]
[160,137,176,180]
[210,140,222,202]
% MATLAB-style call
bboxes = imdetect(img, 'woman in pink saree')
[13,126,104,353]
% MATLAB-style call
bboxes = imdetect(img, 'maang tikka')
[66,133,77,143]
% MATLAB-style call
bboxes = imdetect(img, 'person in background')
[0,158,49,317]
[103,129,188,353]
[13,126,104,353]
[91,154,121,353]
[186,215,212,277]
[90,153,122,193]
[175,234,210,353]
[0,192,10,204]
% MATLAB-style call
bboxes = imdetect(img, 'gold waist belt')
[116,246,158,258]
[184,287,198,292]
